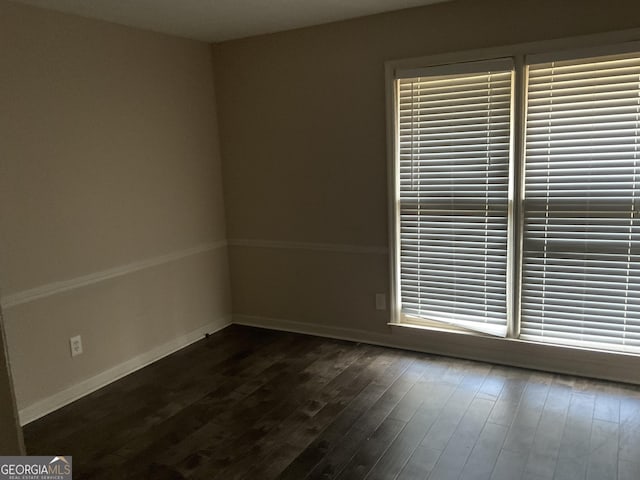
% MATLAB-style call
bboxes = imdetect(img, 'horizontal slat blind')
[397,62,513,337]
[522,53,640,353]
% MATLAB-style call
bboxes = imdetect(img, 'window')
[390,42,640,355]
[396,60,513,337]
[521,52,640,353]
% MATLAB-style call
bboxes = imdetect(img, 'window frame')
[385,27,640,356]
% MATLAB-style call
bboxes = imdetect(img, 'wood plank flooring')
[23,325,640,479]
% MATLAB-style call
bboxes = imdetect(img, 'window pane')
[397,63,513,337]
[522,52,640,353]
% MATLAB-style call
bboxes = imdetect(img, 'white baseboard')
[233,314,640,386]
[233,314,398,347]
[19,316,231,425]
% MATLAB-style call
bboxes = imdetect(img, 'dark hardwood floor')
[24,325,640,479]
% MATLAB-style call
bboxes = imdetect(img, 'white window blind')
[396,60,513,337]
[522,52,640,353]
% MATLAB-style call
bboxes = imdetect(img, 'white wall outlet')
[70,335,83,357]
[375,293,386,311]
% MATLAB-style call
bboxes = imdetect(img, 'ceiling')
[11,0,453,42]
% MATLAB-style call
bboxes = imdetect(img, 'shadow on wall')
[0,305,24,454]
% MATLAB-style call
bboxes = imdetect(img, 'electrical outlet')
[375,293,386,311]
[70,335,83,357]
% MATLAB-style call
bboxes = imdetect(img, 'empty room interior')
[2,0,640,478]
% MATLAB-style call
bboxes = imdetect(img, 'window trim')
[385,27,640,356]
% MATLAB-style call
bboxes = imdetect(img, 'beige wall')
[213,0,640,363]
[0,1,230,414]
